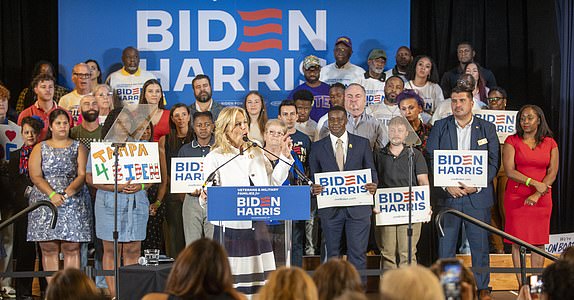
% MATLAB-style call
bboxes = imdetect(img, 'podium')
[207,186,311,270]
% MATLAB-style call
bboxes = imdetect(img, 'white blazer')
[204,146,294,228]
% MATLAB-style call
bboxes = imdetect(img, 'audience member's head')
[329,82,346,107]
[122,46,140,74]
[345,83,367,117]
[312,259,363,300]
[139,78,165,109]
[384,76,405,104]
[243,91,268,134]
[303,55,322,84]
[32,73,56,102]
[278,100,298,131]
[293,89,314,122]
[406,55,440,83]
[45,268,103,300]
[258,266,318,300]
[380,265,444,300]
[394,46,413,71]
[192,74,213,103]
[333,290,368,300]
[333,36,353,66]
[85,59,103,84]
[0,84,9,120]
[71,63,92,94]
[457,41,475,65]
[79,95,99,124]
[541,260,574,300]
[164,238,242,299]
[487,87,507,110]
[561,246,574,263]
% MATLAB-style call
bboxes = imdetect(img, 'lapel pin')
[348,144,353,149]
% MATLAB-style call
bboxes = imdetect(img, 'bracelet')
[141,183,145,190]
[49,191,56,199]
[155,200,162,207]
[525,178,532,186]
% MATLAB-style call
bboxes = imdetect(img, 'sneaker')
[1,287,16,299]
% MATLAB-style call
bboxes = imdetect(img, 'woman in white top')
[203,106,293,296]
[405,55,445,121]
[242,91,268,145]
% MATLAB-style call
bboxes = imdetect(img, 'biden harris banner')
[170,157,205,193]
[374,186,431,226]
[90,142,161,184]
[314,169,373,209]
[58,0,410,117]
[474,110,518,143]
[207,186,310,221]
[433,150,488,188]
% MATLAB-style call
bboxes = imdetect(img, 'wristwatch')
[63,193,70,200]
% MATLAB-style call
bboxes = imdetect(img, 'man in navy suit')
[427,85,499,300]
[309,105,377,272]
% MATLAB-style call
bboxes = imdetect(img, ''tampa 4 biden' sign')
[433,150,488,188]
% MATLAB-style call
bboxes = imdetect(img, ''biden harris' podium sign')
[207,186,310,221]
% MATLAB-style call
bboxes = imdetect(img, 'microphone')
[242,135,313,185]
[201,141,255,189]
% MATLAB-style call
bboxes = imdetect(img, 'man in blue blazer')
[309,105,377,272]
[427,85,499,300]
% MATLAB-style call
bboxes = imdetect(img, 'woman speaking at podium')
[203,106,294,296]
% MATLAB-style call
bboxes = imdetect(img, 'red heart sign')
[5,130,16,142]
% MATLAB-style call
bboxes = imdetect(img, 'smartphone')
[440,261,462,300]
[528,275,543,295]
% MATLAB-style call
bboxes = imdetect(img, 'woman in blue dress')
[28,109,92,281]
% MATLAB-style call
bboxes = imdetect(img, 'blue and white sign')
[545,232,574,254]
[58,0,410,117]
[171,157,205,193]
[0,122,23,162]
[374,186,431,226]
[433,150,488,188]
[314,169,373,209]
[207,186,310,221]
[475,110,518,143]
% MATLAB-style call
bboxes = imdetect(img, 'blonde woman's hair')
[258,267,318,300]
[212,106,251,154]
[380,265,444,300]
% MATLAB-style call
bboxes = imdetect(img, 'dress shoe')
[479,289,493,300]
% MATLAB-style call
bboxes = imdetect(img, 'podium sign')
[207,186,310,221]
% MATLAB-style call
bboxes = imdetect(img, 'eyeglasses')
[267,130,285,136]
[487,97,505,102]
[73,72,91,79]
[96,92,113,97]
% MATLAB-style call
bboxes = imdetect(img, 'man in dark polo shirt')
[373,116,429,270]
[176,111,215,244]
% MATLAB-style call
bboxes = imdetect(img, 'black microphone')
[202,142,254,189]
[242,135,313,185]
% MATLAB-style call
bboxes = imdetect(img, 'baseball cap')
[368,49,387,60]
[303,55,321,70]
[335,36,352,48]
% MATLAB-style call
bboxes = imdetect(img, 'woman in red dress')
[502,104,558,284]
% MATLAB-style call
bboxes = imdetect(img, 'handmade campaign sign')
[374,186,431,226]
[545,232,574,254]
[433,150,488,188]
[90,142,161,184]
[0,122,23,162]
[171,157,205,193]
[314,169,373,209]
[207,186,310,221]
[474,110,518,143]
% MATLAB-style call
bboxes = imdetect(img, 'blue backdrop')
[59,0,410,117]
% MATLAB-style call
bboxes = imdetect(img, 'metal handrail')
[435,208,557,286]
[0,201,58,230]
